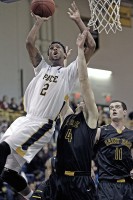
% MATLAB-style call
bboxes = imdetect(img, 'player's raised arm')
[26,13,51,68]
[77,29,98,128]
[68,1,96,64]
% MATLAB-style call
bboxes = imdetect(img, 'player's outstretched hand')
[67,1,80,21]
[31,11,51,23]
[76,29,88,49]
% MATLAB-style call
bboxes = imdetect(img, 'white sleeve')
[67,59,78,92]
[34,56,49,76]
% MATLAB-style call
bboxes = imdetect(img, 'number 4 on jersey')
[65,129,72,142]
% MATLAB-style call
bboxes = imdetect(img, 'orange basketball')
[31,0,55,18]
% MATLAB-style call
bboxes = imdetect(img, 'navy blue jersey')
[97,124,133,180]
[56,112,97,174]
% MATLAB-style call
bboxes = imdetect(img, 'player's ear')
[123,110,127,117]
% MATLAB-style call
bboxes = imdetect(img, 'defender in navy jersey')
[95,100,133,200]
[0,3,95,200]
[55,111,98,200]
[31,26,98,200]
[56,112,96,174]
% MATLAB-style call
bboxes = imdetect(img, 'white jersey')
[24,57,78,120]
[1,57,78,165]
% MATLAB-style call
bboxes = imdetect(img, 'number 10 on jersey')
[115,147,122,160]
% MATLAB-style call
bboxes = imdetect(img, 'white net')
[88,0,122,34]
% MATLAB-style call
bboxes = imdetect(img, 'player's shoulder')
[100,124,112,131]
[124,126,133,134]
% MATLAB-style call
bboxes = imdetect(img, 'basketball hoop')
[88,0,122,34]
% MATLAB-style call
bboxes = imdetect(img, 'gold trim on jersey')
[64,171,75,176]
[32,196,41,199]
[35,190,43,193]
[16,147,26,157]
[117,179,125,183]
[64,95,69,101]
[117,129,122,134]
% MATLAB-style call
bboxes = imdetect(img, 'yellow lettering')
[65,129,72,142]
[121,139,132,149]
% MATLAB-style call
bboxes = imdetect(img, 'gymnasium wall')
[0,0,133,112]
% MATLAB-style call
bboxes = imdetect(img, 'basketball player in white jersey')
[0,2,96,199]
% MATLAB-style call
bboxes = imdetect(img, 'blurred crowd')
[0,93,133,199]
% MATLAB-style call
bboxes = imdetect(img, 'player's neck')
[52,60,64,67]
[111,121,125,131]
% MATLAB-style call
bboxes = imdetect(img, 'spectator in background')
[69,92,81,112]
[9,97,18,112]
[18,98,24,112]
[0,95,9,110]
[44,157,54,181]
[0,182,15,200]
[0,120,9,140]
[128,111,133,120]
[98,106,109,126]
[69,93,78,112]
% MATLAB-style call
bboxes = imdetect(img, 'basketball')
[31,0,55,18]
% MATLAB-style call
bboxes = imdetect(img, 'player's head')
[109,100,127,121]
[47,41,67,66]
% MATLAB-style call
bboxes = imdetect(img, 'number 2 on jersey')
[65,129,72,142]
[40,83,49,96]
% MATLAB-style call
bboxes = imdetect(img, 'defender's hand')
[67,1,80,21]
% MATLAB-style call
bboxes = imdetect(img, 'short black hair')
[109,100,127,111]
[47,41,66,56]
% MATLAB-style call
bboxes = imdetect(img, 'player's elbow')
[26,34,36,47]
[26,38,34,50]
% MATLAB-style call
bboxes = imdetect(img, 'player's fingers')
[67,12,73,18]
[71,2,76,12]
[68,8,74,15]
[65,46,68,52]
[31,11,36,18]
[42,16,51,20]
[78,33,82,38]
[67,49,72,56]
[73,1,78,10]
[72,1,78,11]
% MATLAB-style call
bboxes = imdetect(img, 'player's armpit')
[32,51,42,68]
